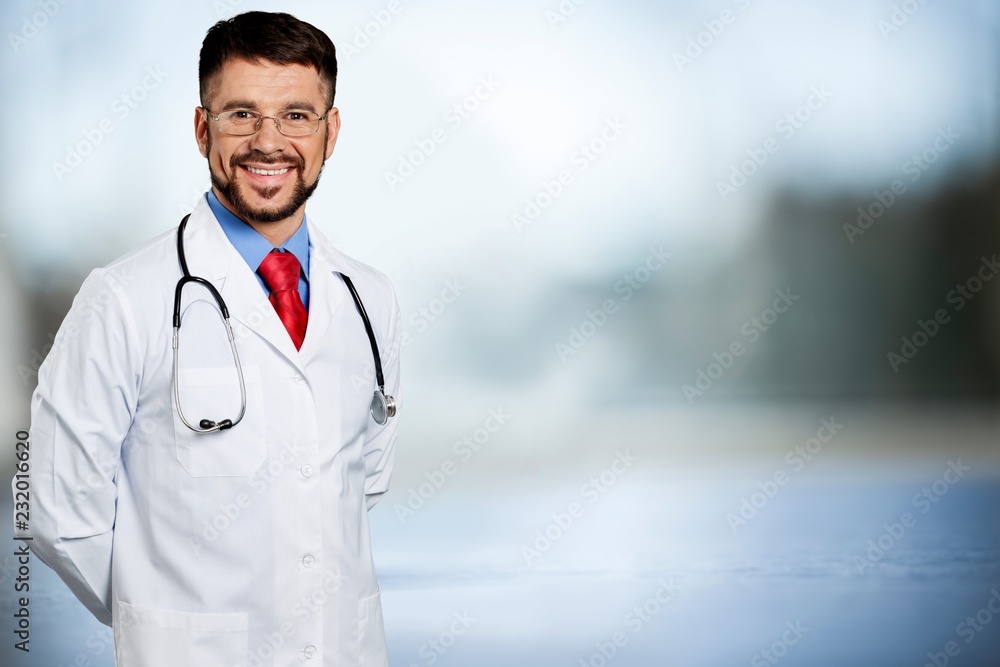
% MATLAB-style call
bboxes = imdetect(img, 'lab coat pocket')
[116,601,248,667]
[358,589,389,667]
[173,365,266,477]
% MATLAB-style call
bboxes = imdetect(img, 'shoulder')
[307,220,398,305]
[93,226,178,289]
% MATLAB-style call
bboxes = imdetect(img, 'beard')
[206,132,326,225]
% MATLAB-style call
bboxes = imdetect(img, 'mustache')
[230,151,304,171]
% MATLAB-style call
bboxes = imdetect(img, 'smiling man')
[15,12,401,667]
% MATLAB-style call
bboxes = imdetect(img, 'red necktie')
[257,250,308,350]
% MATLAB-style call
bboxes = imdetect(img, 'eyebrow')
[218,100,320,114]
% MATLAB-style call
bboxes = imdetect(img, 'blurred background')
[2,0,999,665]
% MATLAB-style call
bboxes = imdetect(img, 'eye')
[229,110,256,120]
[284,111,309,122]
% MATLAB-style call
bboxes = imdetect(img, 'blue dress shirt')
[206,189,310,311]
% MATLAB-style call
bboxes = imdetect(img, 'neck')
[212,187,304,246]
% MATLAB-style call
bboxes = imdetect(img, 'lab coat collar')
[179,195,350,371]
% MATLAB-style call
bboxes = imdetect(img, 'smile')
[244,166,291,176]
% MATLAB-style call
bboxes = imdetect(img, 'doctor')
[15,11,401,667]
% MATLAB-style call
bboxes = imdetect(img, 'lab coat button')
[302,554,315,568]
[293,373,305,384]
[300,463,314,477]
[303,644,317,659]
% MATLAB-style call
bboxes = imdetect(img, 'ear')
[324,107,341,160]
[194,107,209,157]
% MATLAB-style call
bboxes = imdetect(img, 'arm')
[13,266,140,626]
[362,284,402,510]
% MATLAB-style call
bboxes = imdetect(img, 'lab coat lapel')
[181,196,305,372]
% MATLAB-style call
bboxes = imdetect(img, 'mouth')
[238,163,296,187]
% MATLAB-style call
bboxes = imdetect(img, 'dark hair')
[199,12,337,109]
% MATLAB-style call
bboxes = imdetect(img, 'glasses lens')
[278,111,320,136]
[218,110,259,136]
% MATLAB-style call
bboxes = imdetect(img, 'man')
[14,12,401,667]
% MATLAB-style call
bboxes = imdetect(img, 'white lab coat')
[15,195,401,666]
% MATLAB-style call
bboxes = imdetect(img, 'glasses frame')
[201,106,330,137]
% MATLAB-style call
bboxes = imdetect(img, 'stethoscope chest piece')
[370,390,396,426]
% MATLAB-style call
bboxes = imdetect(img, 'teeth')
[246,166,290,176]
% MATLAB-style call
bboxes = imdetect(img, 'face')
[195,58,340,226]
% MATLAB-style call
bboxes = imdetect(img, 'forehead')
[206,58,327,107]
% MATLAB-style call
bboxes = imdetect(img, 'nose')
[248,115,287,153]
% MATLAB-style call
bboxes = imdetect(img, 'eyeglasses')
[202,107,329,137]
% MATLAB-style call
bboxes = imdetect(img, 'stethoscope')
[172,214,396,433]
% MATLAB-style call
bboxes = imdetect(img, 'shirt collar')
[206,189,310,279]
